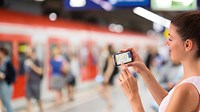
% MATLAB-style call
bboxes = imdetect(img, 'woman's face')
[52,47,60,56]
[26,48,32,58]
[166,24,185,62]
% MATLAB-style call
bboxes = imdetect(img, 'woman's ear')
[184,39,193,52]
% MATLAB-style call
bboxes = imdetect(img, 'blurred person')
[145,45,157,69]
[70,52,80,81]
[64,71,76,102]
[61,50,76,102]
[64,52,78,102]
[0,47,16,112]
[0,99,2,112]
[99,44,119,112]
[24,47,43,112]
[95,45,109,83]
[118,11,200,112]
[97,45,109,76]
[50,46,67,105]
[158,60,183,91]
[145,46,162,73]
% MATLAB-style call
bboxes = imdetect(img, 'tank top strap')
[178,76,200,112]
[159,76,200,112]
[178,76,200,94]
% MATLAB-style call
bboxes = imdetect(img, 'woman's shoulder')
[169,82,199,111]
[175,82,199,96]
[179,76,200,93]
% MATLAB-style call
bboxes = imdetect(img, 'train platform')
[14,77,157,112]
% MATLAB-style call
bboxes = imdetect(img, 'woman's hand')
[120,48,149,76]
[118,63,139,101]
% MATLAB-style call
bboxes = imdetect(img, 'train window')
[18,43,29,75]
[0,42,12,60]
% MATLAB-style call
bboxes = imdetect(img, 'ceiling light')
[34,0,45,2]
[91,0,113,11]
[108,23,124,33]
[133,7,171,28]
[153,22,164,32]
[109,0,118,5]
[69,0,86,7]
[49,12,57,21]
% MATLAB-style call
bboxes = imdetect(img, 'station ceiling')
[0,0,184,33]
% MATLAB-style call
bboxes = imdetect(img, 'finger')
[127,62,136,67]
[122,63,133,78]
[122,48,139,59]
[121,64,129,80]
[119,47,134,53]
[121,63,131,79]
[123,48,137,55]
[123,47,133,52]
[119,73,124,81]
[119,49,125,53]
[121,69,127,80]
[117,78,123,84]
[126,61,140,67]
[121,65,136,92]
[119,64,126,81]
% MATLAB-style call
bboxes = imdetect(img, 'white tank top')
[159,76,200,112]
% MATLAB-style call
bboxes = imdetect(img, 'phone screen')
[113,51,133,66]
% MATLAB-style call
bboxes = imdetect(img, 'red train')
[0,9,156,101]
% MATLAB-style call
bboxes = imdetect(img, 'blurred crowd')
[0,41,183,112]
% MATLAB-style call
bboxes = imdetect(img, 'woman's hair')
[171,11,200,58]
[108,44,115,55]
[0,47,9,56]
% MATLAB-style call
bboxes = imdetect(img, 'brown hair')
[0,47,9,56]
[171,11,200,58]
[108,44,115,55]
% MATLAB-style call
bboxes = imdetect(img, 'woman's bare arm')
[122,48,168,104]
[140,68,168,105]
[29,61,43,75]
[165,83,199,112]
[129,93,145,112]
[118,64,145,112]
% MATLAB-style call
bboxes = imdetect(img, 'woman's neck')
[182,58,200,78]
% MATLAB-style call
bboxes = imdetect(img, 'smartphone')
[113,51,133,66]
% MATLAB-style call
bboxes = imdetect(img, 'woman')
[118,11,200,112]
[50,46,67,105]
[99,44,118,112]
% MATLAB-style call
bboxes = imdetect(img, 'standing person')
[24,47,43,112]
[64,52,77,102]
[99,44,118,112]
[0,47,16,112]
[64,71,76,102]
[50,46,66,105]
[145,46,159,70]
[118,11,200,112]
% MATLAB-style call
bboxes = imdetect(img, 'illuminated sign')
[109,0,150,7]
[64,0,103,10]
[198,0,200,9]
[151,0,197,11]
[64,0,113,11]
